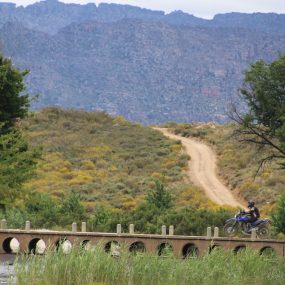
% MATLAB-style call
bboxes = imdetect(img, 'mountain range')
[1,0,285,124]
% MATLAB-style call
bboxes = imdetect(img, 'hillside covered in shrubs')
[22,108,194,209]
[3,108,285,235]
[0,107,234,234]
[168,123,285,215]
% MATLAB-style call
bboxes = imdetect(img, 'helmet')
[248,200,255,208]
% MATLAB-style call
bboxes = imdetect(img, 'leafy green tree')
[59,191,86,226]
[25,193,59,228]
[124,203,162,234]
[160,207,233,236]
[272,191,285,234]
[0,54,29,133]
[0,54,39,209]
[146,181,173,210]
[89,204,112,232]
[0,207,27,229]
[0,130,39,207]
[232,54,285,168]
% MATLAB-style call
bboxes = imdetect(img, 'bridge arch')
[2,237,20,254]
[182,243,199,258]
[104,240,119,253]
[260,246,276,256]
[129,241,146,254]
[157,242,173,256]
[56,238,72,253]
[28,238,46,254]
[233,245,246,254]
[80,240,92,250]
[209,244,221,253]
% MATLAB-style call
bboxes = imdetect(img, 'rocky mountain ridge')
[1,0,285,123]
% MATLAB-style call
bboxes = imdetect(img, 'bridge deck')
[0,229,283,258]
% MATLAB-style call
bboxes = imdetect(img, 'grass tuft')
[13,246,285,285]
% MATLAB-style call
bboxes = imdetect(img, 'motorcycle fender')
[225,218,236,223]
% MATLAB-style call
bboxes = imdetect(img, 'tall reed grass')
[13,245,285,285]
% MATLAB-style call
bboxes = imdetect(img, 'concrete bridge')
[0,222,284,258]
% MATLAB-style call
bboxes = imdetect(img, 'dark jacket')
[247,206,260,222]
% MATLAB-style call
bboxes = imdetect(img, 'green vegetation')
[232,54,285,165]
[14,247,285,285]
[166,55,285,229]
[0,130,39,208]
[146,180,172,210]
[21,107,191,208]
[0,55,29,133]
[0,165,232,235]
[272,191,285,234]
[0,54,39,209]
[0,106,234,234]
[167,122,285,216]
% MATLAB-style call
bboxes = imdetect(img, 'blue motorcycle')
[223,210,271,238]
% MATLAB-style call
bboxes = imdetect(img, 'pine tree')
[146,181,173,210]
[0,54,29,133]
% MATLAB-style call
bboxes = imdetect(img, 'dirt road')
[156,128,243,208]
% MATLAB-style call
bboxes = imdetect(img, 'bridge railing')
[0,219,283,258]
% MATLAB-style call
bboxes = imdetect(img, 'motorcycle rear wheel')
[257,224,271,239]
[223,221,239,237]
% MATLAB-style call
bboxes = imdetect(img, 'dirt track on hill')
[156,128,244,208]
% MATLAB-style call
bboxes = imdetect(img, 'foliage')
[25,192,59,228]
[14,247,285,285]
[272,191,285,234]
[0,207,27,229]
[0,54,29,133]
[92,200,233,236]
[146,180,173,210]
[160,207,232,236]
[0,126,39,208]
[58,191,87,225]
[0,54,39,211]
[21,108,206,211]
[169,123,285,217]
[88,204,113,232]
[231,54,285,167]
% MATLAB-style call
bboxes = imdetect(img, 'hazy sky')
[6,0,285,19]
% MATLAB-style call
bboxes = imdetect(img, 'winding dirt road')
[156,128,243,208]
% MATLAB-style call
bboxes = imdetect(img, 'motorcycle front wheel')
[257,224,271,239]
[223,221,239,237]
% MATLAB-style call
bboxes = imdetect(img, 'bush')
[272,191,285,234]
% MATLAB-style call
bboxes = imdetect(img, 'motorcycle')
[223,210,271,238]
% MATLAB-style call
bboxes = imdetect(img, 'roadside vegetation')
[166,54,285,235]
[0,106,233,234]
[166,122,285,215]
[14,246,285,285]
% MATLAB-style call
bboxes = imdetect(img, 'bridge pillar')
[72,222,77,233]
[129,224,134,234]
[0,219,7,229]
[169,225,174,236]
[206,227,212,239]
[214,227,219,238]
[161,225,166,236]
[25,221,31,231]
[81,222,86,232]
[117,224,122,234]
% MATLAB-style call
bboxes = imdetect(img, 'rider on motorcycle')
[224,200,271,238]
[243,200,260,232]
